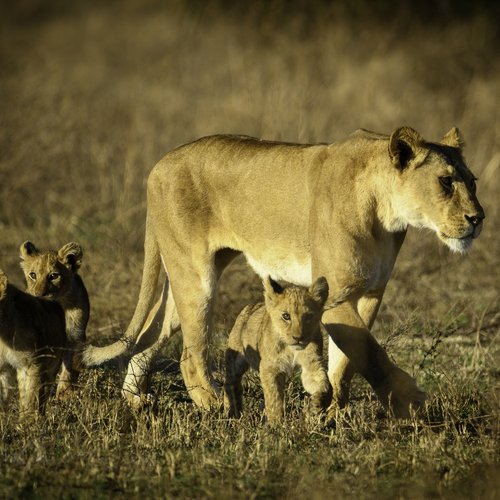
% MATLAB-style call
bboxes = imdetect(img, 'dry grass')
[0,1,499,498]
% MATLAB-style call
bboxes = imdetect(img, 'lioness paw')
[377,366,427,418]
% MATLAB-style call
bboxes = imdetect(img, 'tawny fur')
[224,277,331,422]
[20,241,90,398]
[0,270,67,417]
[83,126,484,417]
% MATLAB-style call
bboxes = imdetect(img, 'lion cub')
[224,276,331,422]
[0,269,66,415]
[20,241,90,398]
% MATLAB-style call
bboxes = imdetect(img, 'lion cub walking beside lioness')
[224,276,331,422]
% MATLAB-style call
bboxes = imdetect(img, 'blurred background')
[0,0,499,341]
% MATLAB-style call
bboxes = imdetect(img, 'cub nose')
[292,335,302,343]
[465,213,485,227]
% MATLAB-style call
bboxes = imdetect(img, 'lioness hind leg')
[162,262,219,409]
[122,282,180,409]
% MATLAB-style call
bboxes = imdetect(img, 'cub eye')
[281,312,291,322]
[439,176,454,195]
[469,178,477,193]
[48,272,60,281]
[29,272,37,281]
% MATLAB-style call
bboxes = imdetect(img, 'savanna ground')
[0,1,499,498]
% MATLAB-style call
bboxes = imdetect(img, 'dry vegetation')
[0,1,499,498]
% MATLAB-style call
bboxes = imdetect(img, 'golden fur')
[83,126,484,417]
[0,269,67,416]
[20,241,89,397]
[224,277,331,422]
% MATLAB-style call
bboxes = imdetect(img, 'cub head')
[20,241,83,299]
[263,276,329,350]
[388,126,485,254]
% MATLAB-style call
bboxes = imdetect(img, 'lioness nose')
[293,336,302,342]
[465,213,485,227]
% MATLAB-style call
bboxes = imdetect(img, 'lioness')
[20,241,89,398]
[84,126,484,417]
[224,277,331,422]
[0,269,66,416]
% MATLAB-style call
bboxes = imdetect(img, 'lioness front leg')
[327,293,383,408]
[260,365,286,423]
[323,304,426,418]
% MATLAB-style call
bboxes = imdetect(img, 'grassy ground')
[0,1,499,498]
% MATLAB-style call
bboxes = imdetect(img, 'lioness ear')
[388,126,424,170]
[58,242,83,271]
[441,127,464,149]
[310,276,329,305]
[20,241,39,260]
[263,276,284,296]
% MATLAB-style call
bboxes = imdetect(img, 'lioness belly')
[245,253,312,286]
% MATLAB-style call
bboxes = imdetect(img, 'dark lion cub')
[0,269,66,415]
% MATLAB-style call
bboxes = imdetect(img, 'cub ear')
[388,126,425,170]
[310,276,329,305]
[58,242,83,271]
[20,241,40,260]
[441,126,464,149]
[263,276,284,297]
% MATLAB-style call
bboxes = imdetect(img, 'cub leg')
[56,345,81,399]
[17,364,42,417]
[298,343,332,413]
[260,365,286,423]
[0,366,16,409]
[224,348,249,418]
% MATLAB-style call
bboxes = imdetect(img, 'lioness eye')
[29,272,36,280]
[439,176,453,194]
[281,312,291,322]
[49,272,60,281]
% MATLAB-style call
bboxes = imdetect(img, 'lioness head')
[388,126,485,254]
[263,276,329,350]
[20,241,83,299]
